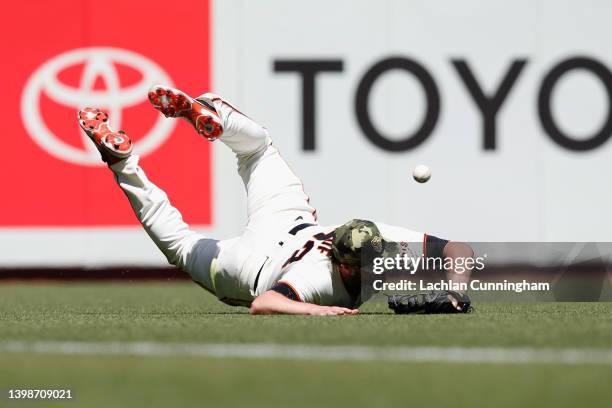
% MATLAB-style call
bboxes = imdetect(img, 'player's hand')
[308,305,359,316]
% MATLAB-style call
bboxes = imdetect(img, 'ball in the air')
[413,164,431,183]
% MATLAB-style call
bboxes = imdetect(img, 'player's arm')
[249,284,358,316]
[442,241,474,288]
[424,235,474,289]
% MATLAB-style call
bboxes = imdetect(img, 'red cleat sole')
[148,85,223,140]
[77,108,133,163]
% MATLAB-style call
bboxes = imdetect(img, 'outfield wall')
[2,0,612,267]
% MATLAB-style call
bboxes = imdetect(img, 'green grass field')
[1,282,612,408]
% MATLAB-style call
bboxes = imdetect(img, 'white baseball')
[413,164,431,183]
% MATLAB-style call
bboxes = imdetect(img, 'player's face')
[338,263,361,291]
[338,263,357,277]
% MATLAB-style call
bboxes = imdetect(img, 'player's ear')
[337,263,362,298]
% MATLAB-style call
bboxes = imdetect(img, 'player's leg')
[110,155,220,290]
[203,93,318,232]
[77,108,218,291]
[148,86,317,233]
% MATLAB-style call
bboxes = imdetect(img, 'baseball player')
[77,86,473,316]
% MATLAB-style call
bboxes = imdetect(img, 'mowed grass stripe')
[2,341,612,365]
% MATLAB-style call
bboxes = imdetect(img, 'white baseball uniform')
[110,95,425,308]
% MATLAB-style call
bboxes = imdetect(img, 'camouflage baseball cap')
[332,219,386,266]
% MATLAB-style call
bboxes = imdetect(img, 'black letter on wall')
[274,60,344,150]
[452,59,527,150]
[355,57,440,152]
[538,57,612,151]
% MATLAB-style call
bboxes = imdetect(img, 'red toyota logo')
[2,0,212,226]
[22,47,175,166]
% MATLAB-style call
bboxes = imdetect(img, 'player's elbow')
[443,241,474,259]
[249,296,268,315]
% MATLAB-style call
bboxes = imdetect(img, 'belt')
[252,223,316,292]
[252,260,266,293]
[288,223,316,235]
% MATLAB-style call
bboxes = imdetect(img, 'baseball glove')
[388,291,472,314]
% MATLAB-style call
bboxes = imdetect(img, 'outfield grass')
[1,282,612,408]
[1,282,611,347]
[4,355,612,408]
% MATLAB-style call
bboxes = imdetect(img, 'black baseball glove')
[388,291,472,314]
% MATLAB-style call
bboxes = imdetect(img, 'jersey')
[254,222,426,308]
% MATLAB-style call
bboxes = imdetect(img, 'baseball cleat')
[77,108,133,165]
[148,85,223,141]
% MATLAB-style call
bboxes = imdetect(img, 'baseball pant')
[109,98,316,296]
